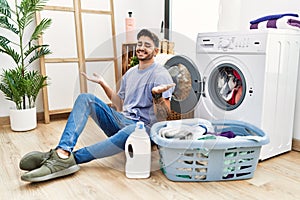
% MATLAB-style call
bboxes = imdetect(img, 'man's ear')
[154,47,160,56]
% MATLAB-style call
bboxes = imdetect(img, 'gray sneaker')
[21,150,80,182]
[19,150,52,171]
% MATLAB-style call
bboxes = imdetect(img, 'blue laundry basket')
[150,119,269,182]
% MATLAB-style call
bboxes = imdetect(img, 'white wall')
[114,0,164,38]
[169,0,220,61]
[113,0,165,62]
[218,0,300,31]
[171,0,220,40]
[0,0,164,117]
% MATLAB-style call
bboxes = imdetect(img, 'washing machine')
[160,30,300,160]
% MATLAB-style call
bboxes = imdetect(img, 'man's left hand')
[152,83,176,95]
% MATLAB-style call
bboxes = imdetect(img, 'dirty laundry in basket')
[150,118,269,182]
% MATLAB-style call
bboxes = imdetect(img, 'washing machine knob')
[219,39,231,49]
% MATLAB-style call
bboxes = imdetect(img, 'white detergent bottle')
[125,121,151,178]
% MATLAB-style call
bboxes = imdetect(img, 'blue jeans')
[56,93,138,164]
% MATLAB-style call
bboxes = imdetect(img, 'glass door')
[164,55,202,114]
[208,63,246,111]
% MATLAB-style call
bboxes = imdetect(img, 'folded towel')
[288,18,300,28]
[250,13,299,24]
[250,16,300,30]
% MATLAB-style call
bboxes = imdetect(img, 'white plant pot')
[9,107,37,131]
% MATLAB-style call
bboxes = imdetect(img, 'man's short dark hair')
[137,29,160,48]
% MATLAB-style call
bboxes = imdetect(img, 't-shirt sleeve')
[117,76,126,100]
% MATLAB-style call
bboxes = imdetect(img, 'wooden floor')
[1,118,300,200]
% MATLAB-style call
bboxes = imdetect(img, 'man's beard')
[136,50,155,61]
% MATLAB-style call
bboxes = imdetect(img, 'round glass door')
[208,63,246,111]
[164,55,201,114]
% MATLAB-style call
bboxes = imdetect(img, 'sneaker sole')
[21,165,80,182]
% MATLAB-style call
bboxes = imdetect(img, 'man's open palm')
[152,83,176,95]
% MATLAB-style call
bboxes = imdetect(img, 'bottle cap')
[136,121,144,129]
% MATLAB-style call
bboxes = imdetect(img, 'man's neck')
[138,59,155,70]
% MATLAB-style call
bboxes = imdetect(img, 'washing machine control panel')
[197,33,267,53]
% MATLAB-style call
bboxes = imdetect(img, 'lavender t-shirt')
[118,62,174,126]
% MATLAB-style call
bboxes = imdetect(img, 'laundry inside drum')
[168,64,192,101]
[216,66,243,106]
[209,64,246,111]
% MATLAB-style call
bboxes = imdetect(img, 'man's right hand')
[81,72,105,85]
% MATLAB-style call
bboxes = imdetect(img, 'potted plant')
[129,55,139,67]
[0,0,52,131]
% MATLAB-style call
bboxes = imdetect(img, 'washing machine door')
[164,55,201,114]
[207,62,247,111]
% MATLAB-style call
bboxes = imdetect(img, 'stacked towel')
[250,13,298,24]
[250,13,300,30]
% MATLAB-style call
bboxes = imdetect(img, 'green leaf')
[129,56,139,67]
[0,35,10,45]
[0,0,12,18]
[0,16,19,34]
[0,44,21,65]
[21,0,48,13]
[24,70,48,108]
[24,44,49,57]
[18,0,48,31]
[31,18,51,41]
[0,66,25,109]
[0,36,10,54]
[28,46,51,64]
